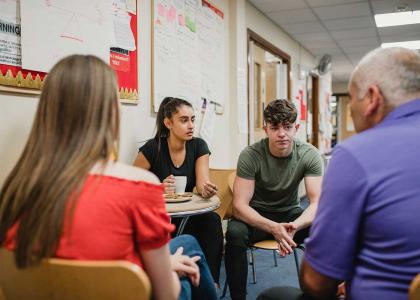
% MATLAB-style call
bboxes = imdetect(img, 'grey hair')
[349,47,420,107]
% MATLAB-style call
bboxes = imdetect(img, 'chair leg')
[249,249,253,265]
[221,280,228,298]
[251,248,257,284]
[293,248,300,276]
[272,250,278,267]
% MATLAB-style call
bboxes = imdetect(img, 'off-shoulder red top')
[5,175,175,267]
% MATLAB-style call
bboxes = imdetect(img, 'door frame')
[310,75,319,148]
[247,29,291,145]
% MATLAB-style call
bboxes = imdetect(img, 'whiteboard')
[152,0,225,112]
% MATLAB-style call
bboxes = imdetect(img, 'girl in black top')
[134,97,223,285]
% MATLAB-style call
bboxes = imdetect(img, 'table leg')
[176,216,190,236]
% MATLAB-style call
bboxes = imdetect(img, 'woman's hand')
[170,247,201,287]
[163,175,176,194]
[201,181,218,198]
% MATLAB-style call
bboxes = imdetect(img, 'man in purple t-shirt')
[258,47,420,300]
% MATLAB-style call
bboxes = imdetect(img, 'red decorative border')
[202,0,224,19]
[0,8,138,100]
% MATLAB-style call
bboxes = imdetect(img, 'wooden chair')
[409,273,420,300]
[210,168,235,220]
[0,248,151,300]
[250,240,305,284]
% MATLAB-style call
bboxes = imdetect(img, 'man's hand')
[271,222,297,256]
[170,247,201,286]
[337,282,346,299]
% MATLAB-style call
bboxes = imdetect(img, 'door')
[248,41,288,144]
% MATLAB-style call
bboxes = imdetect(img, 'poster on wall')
[318,74,333,154]
[152,0,226,112]
[0,0,138,102]
[0,1,21,67]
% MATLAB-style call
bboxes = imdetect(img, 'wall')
[0,0,326,186]
[244,1,318,143]
[332,82,349,94]
[0,0,231,185]
[0,95,38,184]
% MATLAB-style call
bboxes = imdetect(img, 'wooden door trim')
[247,29,291,100]
[311,75,319,148]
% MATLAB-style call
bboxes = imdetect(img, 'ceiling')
[248,0,420,83]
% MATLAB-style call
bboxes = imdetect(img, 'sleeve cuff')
[304,251,350,281]
[140,236,172,251]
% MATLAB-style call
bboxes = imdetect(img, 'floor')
[218,248,303,299]
[218,198,308,299]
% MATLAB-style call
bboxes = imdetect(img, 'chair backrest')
[409,273,420,300]
[228,171,235,192]
[0,248,151,300]
[210,168,235,220]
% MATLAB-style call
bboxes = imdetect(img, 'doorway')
[306,75,319,147]
[336,93,355,142]
[247,30,291,144]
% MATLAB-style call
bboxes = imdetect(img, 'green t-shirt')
[237,138,323,213]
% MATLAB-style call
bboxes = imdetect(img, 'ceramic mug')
[174,176,187,194]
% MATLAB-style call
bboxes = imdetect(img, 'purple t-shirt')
[305,99,420,300]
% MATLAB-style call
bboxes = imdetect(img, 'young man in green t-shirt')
[225,99,324,300]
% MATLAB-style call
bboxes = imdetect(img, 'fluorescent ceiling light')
[381,40,420,49]
[374,10,420,27]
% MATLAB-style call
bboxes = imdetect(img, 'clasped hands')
[271,222,298,257]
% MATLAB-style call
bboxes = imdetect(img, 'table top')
[166,194,220,217]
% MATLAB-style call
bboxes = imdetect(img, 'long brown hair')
[0,55,119,268]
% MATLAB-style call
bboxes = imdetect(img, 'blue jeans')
[170,235,219,300]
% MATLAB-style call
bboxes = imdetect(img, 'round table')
[165,194,220,236]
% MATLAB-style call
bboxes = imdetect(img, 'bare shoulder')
[91,161,160,185]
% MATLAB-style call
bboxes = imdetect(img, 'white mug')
[174,176,187,194]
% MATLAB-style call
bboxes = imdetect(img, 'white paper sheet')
[0,17,21,67]
[111,0,135,50]
[199,106,216,148]
[1,0,20,17]
[20,0,112,72]
[0,0,21,66]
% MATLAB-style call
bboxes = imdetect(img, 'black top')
[139,137,210,192]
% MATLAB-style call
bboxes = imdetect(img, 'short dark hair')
[263,99,297,125]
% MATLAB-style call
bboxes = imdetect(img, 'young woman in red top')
[0,55,217,300]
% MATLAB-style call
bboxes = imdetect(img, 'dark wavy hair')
[263,99,297,126]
